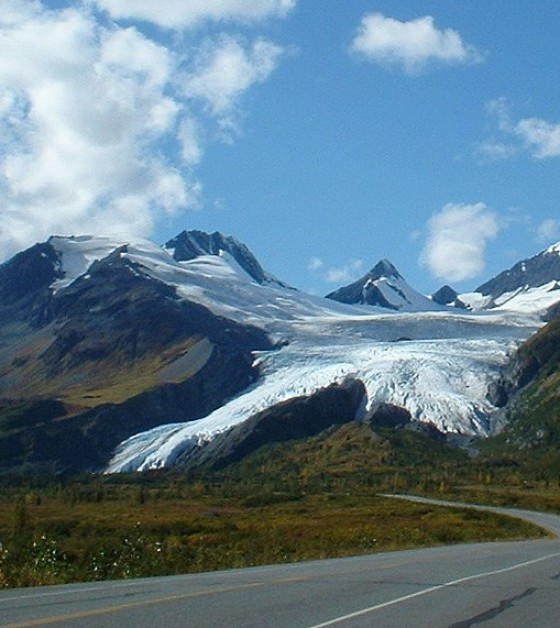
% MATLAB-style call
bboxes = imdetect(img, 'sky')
[1,1,560,296]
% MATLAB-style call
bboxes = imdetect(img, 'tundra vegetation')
[1,421,558,589]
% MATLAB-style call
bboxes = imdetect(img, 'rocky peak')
[476,241,560,298]
[326,259,441,312]
[0,241,62,307]
[165,230,275,286]
[431,285,468,309]
[369,259,401,280]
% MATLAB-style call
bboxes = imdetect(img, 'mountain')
[0,232,559,474]
[0,235,274,473]
[165,230,287,287]
[460,242,560,318]
[479,311,560,473]
[431,285,467,309]
[325,260,444,312]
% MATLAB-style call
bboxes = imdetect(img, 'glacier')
[62,236,549,474]
[39,234,559,473]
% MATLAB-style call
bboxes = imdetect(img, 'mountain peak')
[545,241,560,256]
[326,259,444,312]
[475,241,560,299]
[370,258,401,280]
[165,230,285,287]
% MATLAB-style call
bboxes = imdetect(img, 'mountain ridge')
[0,230,559,474]
[325,259,447,312]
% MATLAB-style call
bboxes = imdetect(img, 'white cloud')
[184,35,283,133]
[476,140,518,160]
[350,13,480,74]
[308,255,363,284]
[537,219,560,244]
[0,4,287,259]
[0,7,193,256]
[325,259,363,284]
[481,98,560,160]
[420,203,499,282]
[178,117,203,165]
[94,0,296,30]
[307,256,324,271]
[515,117,560,159]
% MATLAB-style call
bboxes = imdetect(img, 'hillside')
[482,312,560,473]
[0,232,559,475]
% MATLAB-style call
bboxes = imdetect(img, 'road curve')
[1,496,560,628]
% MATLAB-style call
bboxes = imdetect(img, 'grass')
[0,466,548,589]
[1,420,559,589]
[0,335,211,416]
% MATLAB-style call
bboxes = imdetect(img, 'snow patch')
[42,235,554,474]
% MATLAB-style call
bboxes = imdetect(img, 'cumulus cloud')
[420,203,499,282]
[0,2,287,259]
[184,35,284,134]
[325,259,363,284]
[94,0,296,30]
[515,117,560,159]
[350,13,480,74]
[307,254,363,284]
[537,219,560,244]
[480,98,560,160]
[307,256,324,271]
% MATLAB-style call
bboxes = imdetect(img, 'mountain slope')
[326,260,445,312]
[0,232,559,474]
[165,230,286,287]
[0,236,273,472]
[461,242,560,317]
[500,313,560,450]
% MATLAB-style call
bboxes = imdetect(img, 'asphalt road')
[2,496,560,628]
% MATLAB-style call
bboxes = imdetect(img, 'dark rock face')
[37,252,273,374]
[0,245,275,474]
[404,421,446,441]
[432,285,457,306]
[0,242,64,328]
[177,378,367,470]
[431,285,467,309]
[326,259,402,306]
[545,297,560,322]
[366,402,411,429]
[166,230,273,285]
[365,402,445,441]
[476,247,560,298]
[0,340,267,473]
[0,242,61,307]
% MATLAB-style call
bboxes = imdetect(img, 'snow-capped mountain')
[0,232,559,474]
[431,285,467,309]
[460,242,560,317]
[165,230,287,287]
[326,259,444,312]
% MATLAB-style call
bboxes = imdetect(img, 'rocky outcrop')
[0,334,272,473]
[165,230,286,286]
[431,285,467,309]
[476,244,560,298]
[366,402,412,429]
[326,260,402,306]
[0,246,275,473]
[177,378,367,470]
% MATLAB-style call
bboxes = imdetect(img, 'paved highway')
[1,496,560,627]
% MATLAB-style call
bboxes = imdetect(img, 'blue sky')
[1,1,559,295]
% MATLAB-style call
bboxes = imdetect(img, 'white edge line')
[308,551,560,628]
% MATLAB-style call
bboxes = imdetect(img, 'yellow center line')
[3,577,306,628]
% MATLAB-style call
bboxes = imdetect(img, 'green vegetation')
[0,421,554,589]
[469,315,560,486]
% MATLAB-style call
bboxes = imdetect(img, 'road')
[1,496,560,627]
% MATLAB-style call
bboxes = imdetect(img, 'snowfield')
[47,235,558,473]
